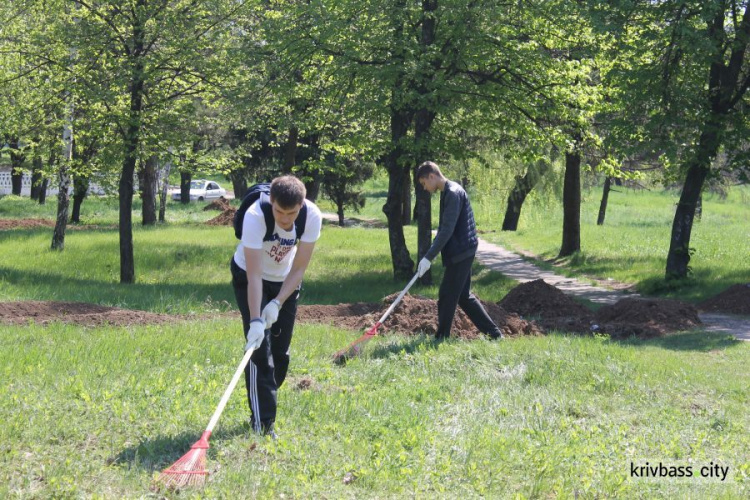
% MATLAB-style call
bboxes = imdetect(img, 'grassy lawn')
[1,321,748,498]
[474,185,750,303]
[0,196,514,312]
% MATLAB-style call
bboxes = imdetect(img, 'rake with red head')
[156,346,255,488]
[332,272,419,364]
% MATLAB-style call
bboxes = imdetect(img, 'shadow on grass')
[614,331,742,352]
[113,423,251,474]
[366,334,441,360]
[0,266,236,312]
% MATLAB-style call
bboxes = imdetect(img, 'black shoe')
[252,421,278,440]
[489,331,504,340]
[260,423,278,440]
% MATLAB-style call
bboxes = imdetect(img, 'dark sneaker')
[259,422,278,440]
[489,330,504,340]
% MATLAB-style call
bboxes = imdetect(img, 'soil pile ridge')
[699,284,750,315]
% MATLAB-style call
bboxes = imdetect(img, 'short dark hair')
[416,161,443,180]
[270,175,306,208]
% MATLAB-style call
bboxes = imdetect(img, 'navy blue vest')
[440,182,478,263]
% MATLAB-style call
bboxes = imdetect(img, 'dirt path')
[474,238,750,341]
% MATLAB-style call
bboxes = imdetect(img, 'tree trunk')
[38,178,48,204]
[70,175,89,224]
[383,110,414,279]
[502,159,550,231]
[30,155,43,201]
[666,163,710,279]
[559,136,581,258]
[140,154,157,225]
[596,177,612,226]
[413,0,438,285]
[119,21,145,284]
[158,154,172,223]
[665,122,722,279]
[52,125,73,251]
[9,139,24,196]
[402,176,412,225]
[305,177,322,202]
[180,170,192,204]
[230,169,247,200]
[40,148,57,205]
[337,203,345,226]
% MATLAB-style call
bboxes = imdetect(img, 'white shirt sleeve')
[240,201,266,250]
[301,202,323,243]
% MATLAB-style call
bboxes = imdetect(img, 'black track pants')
[231,258,299,432]
[437,256,501,339]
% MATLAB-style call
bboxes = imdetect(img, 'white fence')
[0,171,106,196]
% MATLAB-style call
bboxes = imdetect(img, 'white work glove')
[261,299,281,328]
[417,257,431,277]
[245,320,265,352]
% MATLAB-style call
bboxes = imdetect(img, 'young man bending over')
[230,175,322,437]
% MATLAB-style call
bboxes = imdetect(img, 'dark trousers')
[437,255,501,339]
[231,258,299,432]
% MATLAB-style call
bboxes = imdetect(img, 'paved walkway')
[475,239,635,305]
[475,238,750,341]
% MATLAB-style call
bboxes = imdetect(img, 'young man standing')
[415,161,504,340]
[230,175,322,437]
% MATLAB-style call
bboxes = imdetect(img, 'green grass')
[1,321,747,498]
[476,186,750,302]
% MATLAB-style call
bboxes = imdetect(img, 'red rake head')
[156,431,211,489]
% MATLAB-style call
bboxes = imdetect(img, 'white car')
[171,180,226,201]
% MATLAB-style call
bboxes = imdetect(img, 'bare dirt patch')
[294,377,314,390]
[0,218,55,230]
[498,279,596,333]
[297,294,541,338]
[204,197,232,212]
[594,298,702,339]
[0,219,117,231]
[206,207,237,226]
[2,285,710,342]
[699,283,750,315]
[0,301,174,327]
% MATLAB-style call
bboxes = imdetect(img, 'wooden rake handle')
[332,272,419,362]
[206,346,255,433]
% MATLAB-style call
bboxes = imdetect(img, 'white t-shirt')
[233,199,322,282]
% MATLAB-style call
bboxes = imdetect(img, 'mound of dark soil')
[204,197,232,211]
[699,284,750,315]
[595,298,702,339]
[206,207,237,226]
[298,294,541,338]
[499,279,594,319]
[497,279,595,333]
[0,301,175,327]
